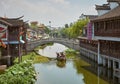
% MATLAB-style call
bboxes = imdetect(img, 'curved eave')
[91,16,120,22]
[0,19,12,26]
[92,6,120,22]
[0,15,24,20]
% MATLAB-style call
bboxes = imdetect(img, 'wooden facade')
[92,5,120,59]
[100,41,120,59]
[79,1,120,66]
[94,18,120,37]
[0,17,27,65]
[79,38,98,53]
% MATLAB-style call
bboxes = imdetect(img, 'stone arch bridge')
[27,38,80,51]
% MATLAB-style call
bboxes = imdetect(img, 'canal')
[34,43,116,84]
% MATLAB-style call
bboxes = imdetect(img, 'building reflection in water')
[80,55,120,84]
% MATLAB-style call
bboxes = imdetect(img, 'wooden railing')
[95,29,120,37]
[79,39,120,59]
[100,41,120,59]
[94,20,120,37]
[80,41,98,53]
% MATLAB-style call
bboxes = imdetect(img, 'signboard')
[0,24,7,40]
[87,22,92,40]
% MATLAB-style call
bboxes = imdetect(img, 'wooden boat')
[56,60,66,68]
[56,52,66,61]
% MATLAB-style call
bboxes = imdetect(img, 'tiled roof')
[107,0,120,2]
[0,18,24,27]
[92,6,120,21]
[84,15,98,20]
[0,18,12,26]
[0,16,24,27]
[96,4,111,10]
[80,14,98,20]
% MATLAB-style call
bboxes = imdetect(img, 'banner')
[87,22,92,40]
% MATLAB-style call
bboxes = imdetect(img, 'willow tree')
[59,18,89,39]
[70,18,89,38]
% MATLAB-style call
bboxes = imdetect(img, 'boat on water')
[56,52,66,61]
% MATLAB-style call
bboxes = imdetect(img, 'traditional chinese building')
[78,14,98,63]
[0,16,27,66]
[79,14,98,37]
[92,0,120,69]
[79,0,120,70]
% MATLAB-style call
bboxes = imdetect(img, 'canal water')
[34,43,116,84]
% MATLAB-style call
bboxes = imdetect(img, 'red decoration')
[0,39,6,48]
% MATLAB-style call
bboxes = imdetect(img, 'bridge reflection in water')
[34,43,115,84]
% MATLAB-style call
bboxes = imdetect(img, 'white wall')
[109,2,119,10]
[97,10,110,16]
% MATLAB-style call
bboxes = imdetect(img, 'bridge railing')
[27,38,79,51]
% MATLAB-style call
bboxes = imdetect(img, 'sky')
[0,0,107,27]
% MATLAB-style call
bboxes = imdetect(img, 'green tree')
[65,24,69,28]
[58,18,89,39]
[68,18,89,38]
[70,22,73,27]
[30,21,38,28]
[44,26,51,34]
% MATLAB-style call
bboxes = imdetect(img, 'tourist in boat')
[60,52,65,58]
[56,52,66,61]
[56,52,60,58]
[60,52,66,60]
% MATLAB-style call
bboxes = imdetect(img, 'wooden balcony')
[79,39,98,53]
[95,29,120,37]
[94,20,120,37]
[100,41,120,59]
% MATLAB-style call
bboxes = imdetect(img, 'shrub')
[0,60,36,84]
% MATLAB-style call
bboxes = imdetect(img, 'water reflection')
[56,60,66,68]
[38,43,68,58]
[35,43,110,84]
[35,60,85,84]
[72,57,108,84]
[80,55,120,84]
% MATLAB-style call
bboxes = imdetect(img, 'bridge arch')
[27,38,80,51]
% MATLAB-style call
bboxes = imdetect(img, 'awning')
[4,40,25,44]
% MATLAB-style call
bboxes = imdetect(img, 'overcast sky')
[0,0,106,27]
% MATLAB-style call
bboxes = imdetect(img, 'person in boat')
[56,52,60,58]
[56,52,66,61]
[60,52,65,58]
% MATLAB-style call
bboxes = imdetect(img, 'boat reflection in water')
[56,60,66,68]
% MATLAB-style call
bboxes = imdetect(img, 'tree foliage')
[30,22,38,29]
[65,24,69,28]
[60,18,89,38]
[44,26,51,34]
